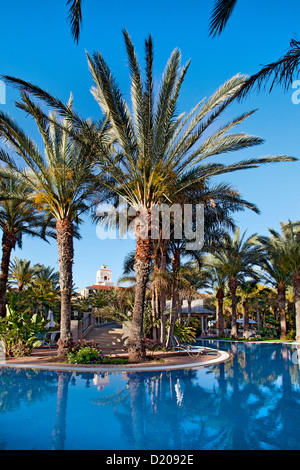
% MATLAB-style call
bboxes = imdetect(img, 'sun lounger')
[38,331,60,348]
[170,335,211,357]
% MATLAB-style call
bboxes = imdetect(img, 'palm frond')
[66,0,83,44]
[209,0,239,37]
[239,38,300,98]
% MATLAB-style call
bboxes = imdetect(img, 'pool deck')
[0,346,230,373]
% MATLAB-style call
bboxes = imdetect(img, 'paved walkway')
[0,345,230,372]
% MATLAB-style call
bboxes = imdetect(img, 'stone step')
[86,336,122,342]
[84,326,126,355]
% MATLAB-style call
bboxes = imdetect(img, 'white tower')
[96,265,114,286]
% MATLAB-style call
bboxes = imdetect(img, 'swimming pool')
[0,340,300,450]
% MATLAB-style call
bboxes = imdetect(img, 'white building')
[78,265,116,297]
[96,265,114,286]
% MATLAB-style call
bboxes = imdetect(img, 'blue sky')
[0,0,300,289]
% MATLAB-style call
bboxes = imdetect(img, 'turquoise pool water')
[1,341,300,450]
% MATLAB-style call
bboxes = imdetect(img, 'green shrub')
[258,325,278,339]
[67,347,104,364]
[67,346,128,365]
[0,306,46,357]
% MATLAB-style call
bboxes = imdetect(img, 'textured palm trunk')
[229,277,238,339]
[277,284,287,340]
[166,248,180,349]
[187,299,192,325]
[216,288,225,336]
[243,299,250,339]
[293,272,300,342]
[256,307,261,329]
[56,219,74,358]
[0,230,16,318]
[159,239,169,347]
[129,232,152,362]
[151,248,160,342]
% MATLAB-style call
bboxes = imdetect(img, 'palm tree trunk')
[256,307,261,329]
[243,299,250,339]
[187,299,192,324]
[166,248,180,348]
[293,272,300,342]
[56,219,74,358]
[151,246,160,341]
[278,283,287,340]
[229,277,238,338]
[0,230,16,318]
[128,235,152,362]
[159,239,169,347]
[216,288,225,336]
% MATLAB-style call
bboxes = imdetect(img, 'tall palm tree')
[0,176,52,317]
[87,31,294,360]
[237,281,258,339]
[0,97,102,357]
[211,228,262,338]
[203,255,228,337]
[3,32,294,360]
[179,261,209,325]
[262,221,300,341]
[259,233,292,339]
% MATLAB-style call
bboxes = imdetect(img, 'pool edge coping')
[0,349,230,373]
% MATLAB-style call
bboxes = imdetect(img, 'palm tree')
[8,257,39,292]
[237,281,259,339]
[0,97,102,357]
[259,232,292,339]
[32,264,60,291]
[179,261,209,325]
[203,256,228,337]
[0,176,52,317]
[3,32,294,361]
[262,221,300,341]
[90,31,295,359]
[211,228,262,338]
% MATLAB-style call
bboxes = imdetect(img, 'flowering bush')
[286,329,296,341]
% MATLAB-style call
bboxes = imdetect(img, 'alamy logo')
[96,198,205,250]
[0,81,6,105]
[291,80,300,104]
